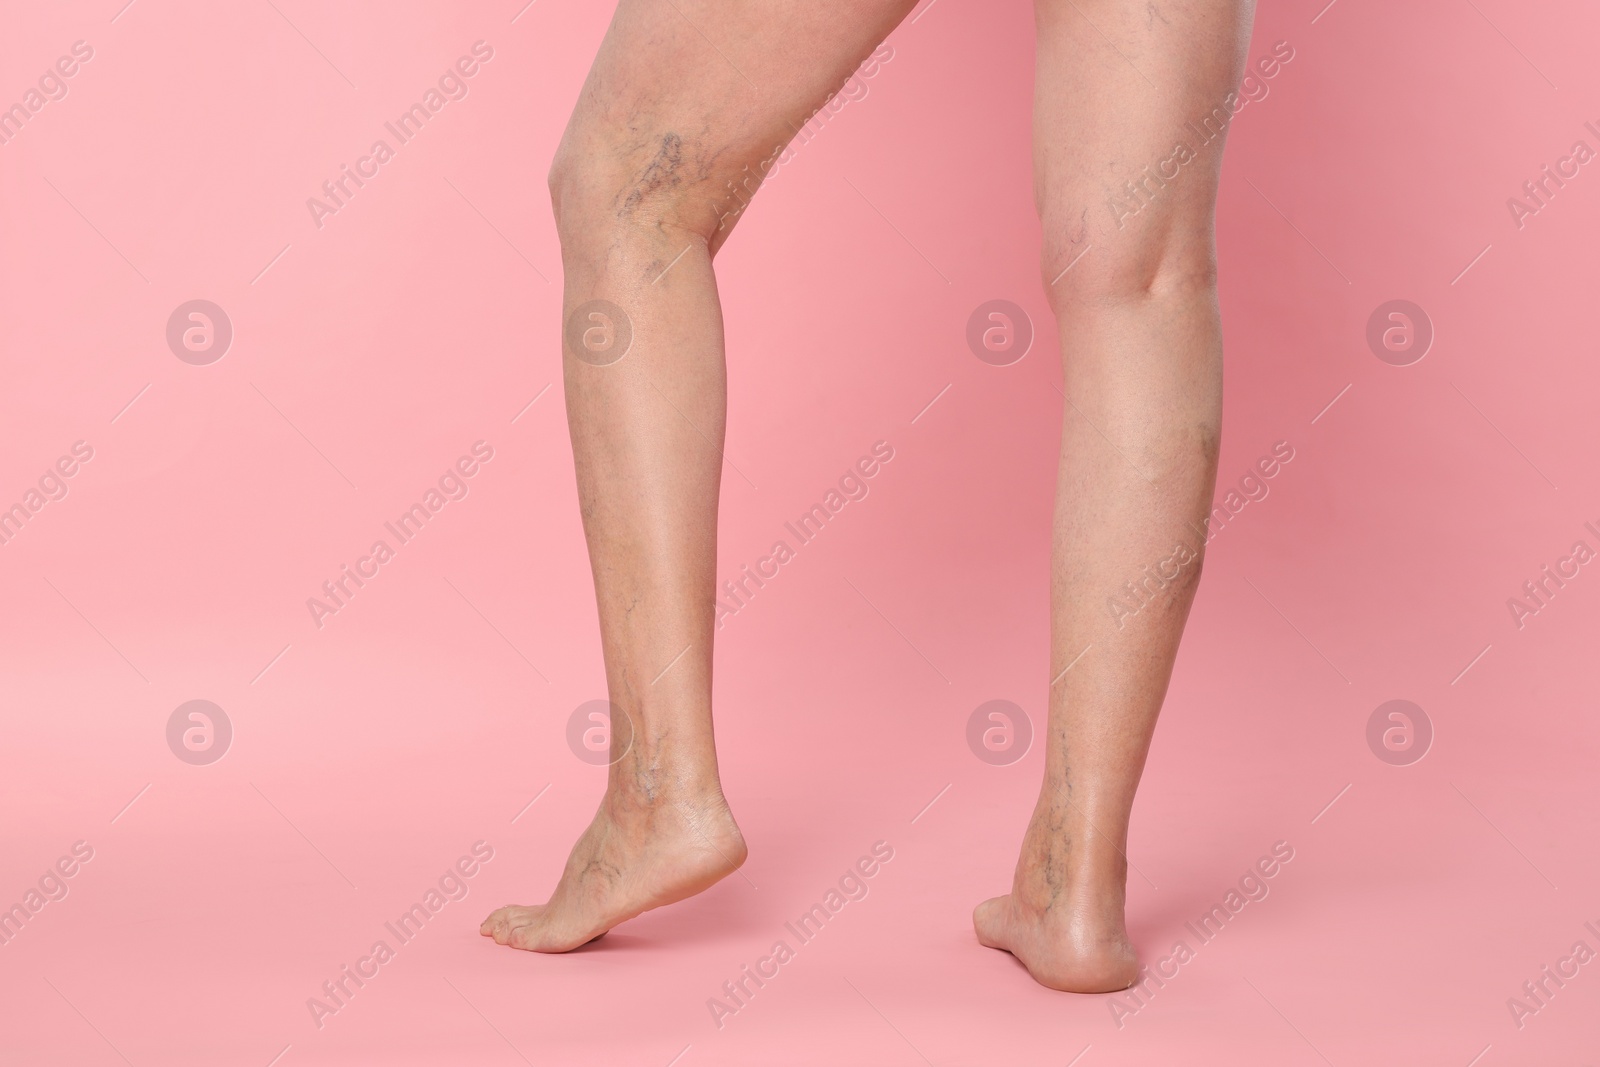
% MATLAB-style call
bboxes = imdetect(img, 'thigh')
[555,0,918,251]
[1033,0,1258,281]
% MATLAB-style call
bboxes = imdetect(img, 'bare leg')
[482,0,916,952]
[974,0,1256,991]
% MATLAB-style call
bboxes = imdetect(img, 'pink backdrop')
[4,0,1598,1063]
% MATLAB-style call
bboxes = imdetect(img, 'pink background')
[4,0,1599,1063]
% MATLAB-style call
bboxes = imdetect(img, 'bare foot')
[973,814,1139,992]
[973,892,1137,992]
[481,787,746,952]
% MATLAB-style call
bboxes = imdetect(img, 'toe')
[972,895,1012,950]
[480,905,529,944]
[493,906,540,945]
[508,909,594,953]
[508,910,568,952]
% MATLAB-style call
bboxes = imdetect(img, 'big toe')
[972,895,1012,949]
[484,905,541,944]
[506,923,542,952]
[509,912,580,953]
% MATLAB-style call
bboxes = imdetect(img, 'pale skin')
[481,0,1256,993]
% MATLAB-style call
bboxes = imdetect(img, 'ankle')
[604,763,728,814]
[1015,829,1127,904]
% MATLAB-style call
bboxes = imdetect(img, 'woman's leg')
[482,0,917,953]
[974,0,1257,991]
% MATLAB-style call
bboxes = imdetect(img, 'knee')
[547,123,761,261]
[1039,207,1218,314]
[547,139,666,257]
[1040,208,1222,482]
